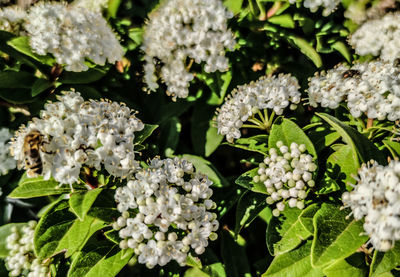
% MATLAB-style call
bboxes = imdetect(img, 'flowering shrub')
[1,0,400,276]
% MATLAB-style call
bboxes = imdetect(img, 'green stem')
[369,250,378,277]
[242,124,267,130]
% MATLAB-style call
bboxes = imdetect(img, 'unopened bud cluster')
[289,0,340,16]
[342,160,400,251]
[10,90,144,186]
[114,157,218,269]
[0,128,16,176]
[253,141,317,216]
[5,221,50,277]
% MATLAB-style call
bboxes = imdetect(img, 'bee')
[342,69,361,78]
[23,130,44,177]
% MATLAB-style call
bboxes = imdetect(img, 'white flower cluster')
[114,157,218,269]
[342,160,400,251]
[10,90,144,186]
[25,2,123,72]
[5,221,50,277]
[0,5,26,34]
[216,74,301,142]
[307,60,400,120]
[253,141,317,217]
[349,13,400,62]
[0,128,16,175]
[142,0,236,100]
[289,0,340,16]
[73,0,109,13]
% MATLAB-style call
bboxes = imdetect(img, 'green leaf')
[69,189,103,221]
[325,145,359,190]
[317,113,386,165]
[269,117,317,159]
[307,125,340,154]
[0,71,36,88]
[287,36,322,68]
[0,223,26,258]
[223,0,244,14]
[370,243,400,276]
[181,154,229,187]
[9,175,71,199]
[87,189,120,223]
[221,230,252,277]
[235,168,268,194]
[266,204,319,256]
[225,135,268,155]
[234,191,268,236]
[268,14,295,28]
[67,233,134,277]
[58,68,107,84]
[31,78,53,97]
[323,256,367,277]
[263,241,324,277]
[104,230,120,245]
[0,88,36,104]
[331,41,352,63]
[383,139,400,158]
[196,71,231,106]
[159,117,181,157]
[34,200,106,259]
[7,36,55,66]
[134,124,158,145]
[107,0,122,18]
[185,268,210,277]
[311,203,368,268]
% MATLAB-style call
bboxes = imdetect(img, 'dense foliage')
[0,0,400,276]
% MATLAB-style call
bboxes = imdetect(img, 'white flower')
[342,160,400,251]
[5,221,50,277]
[216,74,301,142]
[307,61,400,121]
[0,5,26,34]
[25,2,124,72]
[114,157,218,268]
[72,0,108,13]
[289,0,340,16]
[10,90,144,186]
[254,141,317,216]
[142,0,236,100]
[0,128,16,175]
[349,13,400,62]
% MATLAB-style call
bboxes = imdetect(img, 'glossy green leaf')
[383,139,400,158]
[268,14,295,28]
[34,200,106,259]
[134,124,158,145]
[181,154,229,187]
[0,88,36,104]
[67,233,134,277]
[221,230,252,277]
[323,256,367,277]
[269,117,317,159]
[317,113,386,165]
[223,0,244,14]
[263,241,324,277]
[311,203,368,268]
[159,117,181,157]
[370,243,400,277]
[266,204,319,256]
[31,78,53,97]
[287,36,322,68]
[0,71,36,88]
[234,191,268,236]
[69,188,103,221]
[235,168,268,194]
[9,175,71,199]
[7,36,55,65]
[87,189,120,223]
[325,145,359,190]
[58,68,107,84]
[225,135,268,155]
[331,41,352,63]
